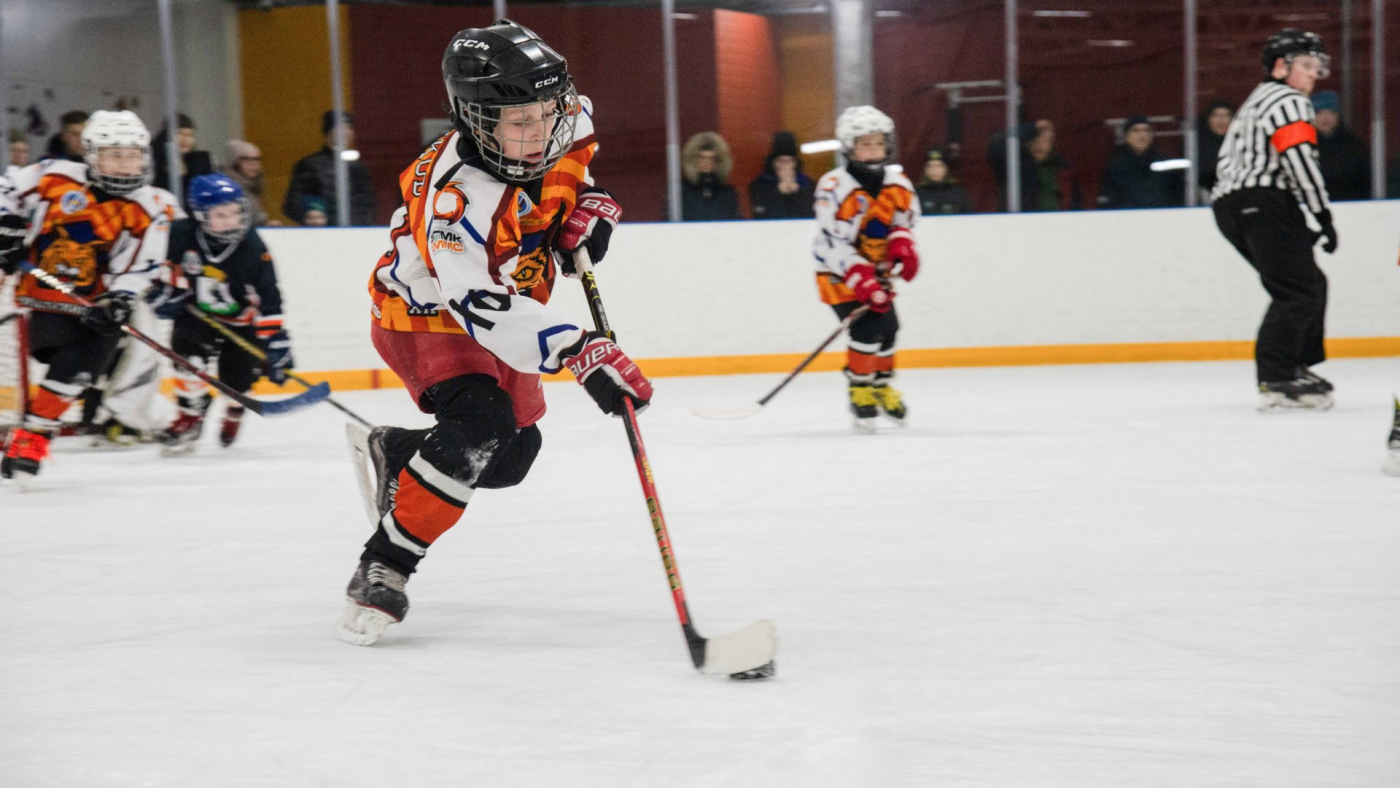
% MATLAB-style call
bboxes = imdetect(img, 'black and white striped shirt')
[1212,81,1330,215]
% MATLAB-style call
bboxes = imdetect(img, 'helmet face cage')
[456,82,580,182]
[1282,50,1331,80]
[837,107,897,175]
[85,144,153,197]
[1264,30,1330,79]
[194,198,251,245]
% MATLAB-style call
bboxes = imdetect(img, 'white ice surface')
[4,359,1399,787]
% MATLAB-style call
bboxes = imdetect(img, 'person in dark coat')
[1098,116,1184,210]
[1311,91,1371,201]
[915,147,973,215]
[672,131,740,221]
[282,110,377,226]
[152,113,214,197]
[43,110,88,163]
[1196,99,1233,199]
[988,119,1081,212]
[748,131,815,220]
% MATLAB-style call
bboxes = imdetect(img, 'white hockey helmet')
[836,105,895,174]
[82,110,153,196]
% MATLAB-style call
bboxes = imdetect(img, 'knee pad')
[477,424,541,490]
[418,375,521,488]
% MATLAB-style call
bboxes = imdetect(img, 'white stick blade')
[698,619,778,675]
[345,422,379,527]
[690,402,763,420]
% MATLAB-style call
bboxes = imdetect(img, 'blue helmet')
[187,174,249,244]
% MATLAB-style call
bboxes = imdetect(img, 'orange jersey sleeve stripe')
[1271,120,1317,152]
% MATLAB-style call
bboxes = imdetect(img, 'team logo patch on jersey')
[433,185,468,224]
[509,248,547,290]
[59,190,89,214]
[181,250,203,276]
[516,191,535,218]
[430,228,465,254]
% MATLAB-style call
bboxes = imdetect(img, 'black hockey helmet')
[1261,28,1330,78]
[442,19,579,182]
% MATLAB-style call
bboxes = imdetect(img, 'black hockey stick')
[17,264,330,417]
[182,304,373,428]
[691,304,870,420]
[575,248,777,679]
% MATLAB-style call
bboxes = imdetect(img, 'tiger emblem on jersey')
[38,225,98,287]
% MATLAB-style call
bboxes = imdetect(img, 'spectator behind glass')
[301,196,330,227]
[1196,99,1233,201]
[989,119,1080,212]
[915,147,973,215]
[222,139,276,227]
[9,128,29,169]
[1311,91,1371,201]
[669,131,741,221]
[283,110,377,226]
[153,113,214,196]
[1097,116,1184,210]
[45,110,88,163]
[749,131,815,220]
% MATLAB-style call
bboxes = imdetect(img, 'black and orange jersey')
[166,218,285,337]
[369,97,598,374]
[811,165,919,305]
[0,159,179,316]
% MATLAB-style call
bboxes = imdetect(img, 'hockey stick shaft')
[17,264,328,417]
[181,304,373,428]
[575,249,706,668]
[755,304,869,407]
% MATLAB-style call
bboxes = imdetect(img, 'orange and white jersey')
[370,97,598,374]
[811,165,919,304]
[0,159,180,315]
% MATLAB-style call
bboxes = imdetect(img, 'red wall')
[715,10,783,217]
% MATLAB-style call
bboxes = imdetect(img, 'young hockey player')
[1213,29,1336,410]
[0,110,178,482]
[812,105,920,432]
[1384,398,1400,477]
[154,173,293,453]
[336,20,651,645]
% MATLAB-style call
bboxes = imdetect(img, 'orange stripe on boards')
[164,337,1400,396]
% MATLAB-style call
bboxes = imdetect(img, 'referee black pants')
[1213,188,1327,383]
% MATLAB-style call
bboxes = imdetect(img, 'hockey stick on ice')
[17,264,330,417]
[575,248,777,679]
[691,304,870,420]
[181,304,373,428]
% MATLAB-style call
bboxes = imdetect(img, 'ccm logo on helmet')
[452,38,489,51]
[534,75,560,89]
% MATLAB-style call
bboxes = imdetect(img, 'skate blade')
[334,600,397,646]
[852,417,878,434]
[160,441,199,458]
[1257,393,1334,412]
[880,411,908,426]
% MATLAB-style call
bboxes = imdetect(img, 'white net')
[0,274,25,432]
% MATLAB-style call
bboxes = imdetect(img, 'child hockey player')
[336,20,651,645]
[155,173,292,453]
[812,105,920,432]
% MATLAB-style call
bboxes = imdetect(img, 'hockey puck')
[728,660,775,681]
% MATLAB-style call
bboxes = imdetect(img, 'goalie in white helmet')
[0,110,180,482]
[811,106,921,432]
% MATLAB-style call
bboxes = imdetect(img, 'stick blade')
[690,402,763,420]
[251,381,332,416]
[697,619,778,675]
[345,422,380,527]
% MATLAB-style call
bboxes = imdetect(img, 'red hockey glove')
[886,230,919,282]
[562,331,653,417]
[558,188,622,277]
[844,263,894,313]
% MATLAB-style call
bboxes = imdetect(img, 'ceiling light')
[800,139,841,154]
[875,10,903,17]
[1086,39,1134,48]
[1033,10,1091,18]
[1150,159,1191,172]
[672,12,698,20]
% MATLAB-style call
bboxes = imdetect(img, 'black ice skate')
[1257,377,1333,412]
[335,559,410,646]
[161,393,212,456]
[1384,397,1400,477]
[1299,366,1334,393]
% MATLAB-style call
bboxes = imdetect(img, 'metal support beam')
[327,0,350,226]
[1183,0,1198,207]
[1342,0,1354,128]
[1005,0,1020,213]
[158,0,182,203]
[1372,0,1385,199]
[494,0,506,21]
[832,0,873,117]
[662,0,681,222]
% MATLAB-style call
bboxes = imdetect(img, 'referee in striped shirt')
[1212,29,1337,411]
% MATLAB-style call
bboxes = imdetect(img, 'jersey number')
[197,278,240,316]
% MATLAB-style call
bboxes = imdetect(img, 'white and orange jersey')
[370,97,599,374]
[0,159,180,315]
[811,165,919,305]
